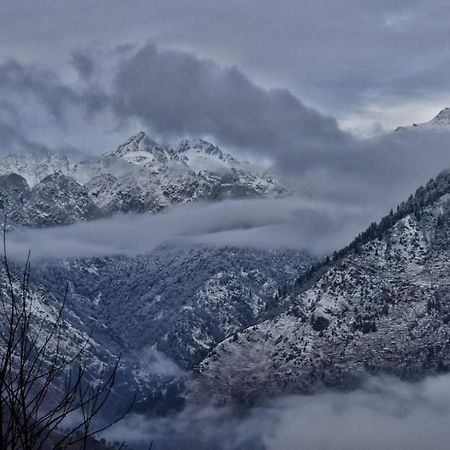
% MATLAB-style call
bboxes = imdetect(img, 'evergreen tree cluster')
[296,170,450,289]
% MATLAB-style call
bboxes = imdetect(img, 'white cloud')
[101,373,450,450]
[5,197,373,260]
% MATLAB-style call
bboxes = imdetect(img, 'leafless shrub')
[0,225,134,449]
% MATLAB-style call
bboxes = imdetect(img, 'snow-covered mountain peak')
[176,138,224,158]
[0,151,76,187]
[0,132,289,227]
[174,138,244,174]
[105,131,169,166]
[117,131,161,152]
[429,107,450,126]
[396,107,450,131]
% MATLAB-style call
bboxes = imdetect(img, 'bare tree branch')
[0,224,134,449]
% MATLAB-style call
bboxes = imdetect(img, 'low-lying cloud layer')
[103,373,450,450]
[6,197,372,260]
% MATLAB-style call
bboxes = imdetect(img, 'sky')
[3,0,450,257]
[2,0,450,136]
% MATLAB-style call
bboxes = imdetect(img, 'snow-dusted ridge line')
[187,167,450,406]
[0,132,289,227]
[395,107,450,131]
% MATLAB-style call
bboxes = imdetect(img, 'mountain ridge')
[395,107,450,131]
[186,167,450,406]
[0,132,289,227]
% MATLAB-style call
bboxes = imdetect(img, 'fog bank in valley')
[104,374,450,450]
[6,197,373,260]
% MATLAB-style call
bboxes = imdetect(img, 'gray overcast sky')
[3,0,450,224]
[2,0,450,135]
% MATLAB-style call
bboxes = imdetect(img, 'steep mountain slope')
[0,133,288,226]
[0,132,304,415]
[0,263,140,416]
[0,152,78,187]
[33,246,314,371]
[0,173,28,216]
[21,173,101,226]
[0,172,101,227]
[188,170,450,405]
[1,244,314,416]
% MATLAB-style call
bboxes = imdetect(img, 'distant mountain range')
[0,132,288,227]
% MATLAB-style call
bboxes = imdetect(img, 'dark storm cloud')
[0,57,110,120]
[0,56,116,155]
[0,59,80,123]
[0,100,53,155]
[2,0,450,125]
[2,42,450,218]
[112,43,347,163]
[70,51,96,81]
[105,43,450,212]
